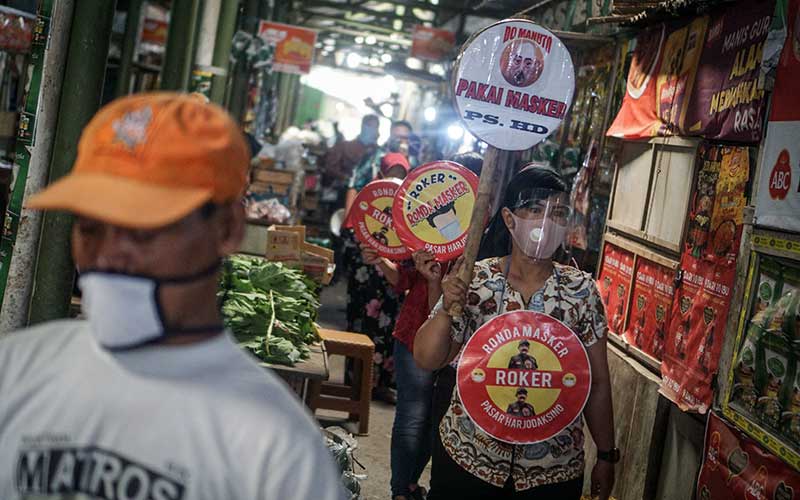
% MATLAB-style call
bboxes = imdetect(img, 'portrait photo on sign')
[500,39,544,88]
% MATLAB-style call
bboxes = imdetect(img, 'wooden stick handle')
[448,145,502,317]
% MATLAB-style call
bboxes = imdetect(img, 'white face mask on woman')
[508,212,567,260]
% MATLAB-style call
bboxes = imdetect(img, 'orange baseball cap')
[27,92,249,229]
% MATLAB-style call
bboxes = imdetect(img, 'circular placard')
[452,19,575,151]
[349,178,412,260]
[391,161,479,261]
[456,310,591,444]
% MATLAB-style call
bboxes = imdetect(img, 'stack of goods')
[730,262,800,449]
[323,426,364,500]
[245,197,292,225]
[219,255,321,366]
[249,159,296,201]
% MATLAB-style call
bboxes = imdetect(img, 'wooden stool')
[308,329,374,435]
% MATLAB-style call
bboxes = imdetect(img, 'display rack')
[722,229,800,471]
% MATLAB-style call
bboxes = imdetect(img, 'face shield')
[504,188,573,261]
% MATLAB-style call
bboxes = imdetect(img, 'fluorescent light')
[406,57,423,70]
[429,63,445,76]
[369,56,381,67]
[381,53,392,63]
[393,20,403,31]
[424,107,437,122]
[447,124,464,140]
[365,35,377,45]
[346,52,361,68]
[355,36,364,44]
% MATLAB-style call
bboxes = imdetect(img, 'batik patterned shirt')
[433,257,608,490]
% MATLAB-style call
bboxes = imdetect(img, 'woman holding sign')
[415,167,617,500]
[343,153,411,399]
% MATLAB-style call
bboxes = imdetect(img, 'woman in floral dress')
[343,152,410,399]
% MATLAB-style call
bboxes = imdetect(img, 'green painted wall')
[293,85,324,127]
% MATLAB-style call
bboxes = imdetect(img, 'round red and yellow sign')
[456,310,591,444]
[392,161,479,261]
[349,178,412,260]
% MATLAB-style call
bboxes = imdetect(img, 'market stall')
[592,0,800,496]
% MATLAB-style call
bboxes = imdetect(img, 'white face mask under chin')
[79,273,165,349]
[509,213,567,260]
[78,263,222,350]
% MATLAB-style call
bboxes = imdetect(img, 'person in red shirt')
[361,152,483,500]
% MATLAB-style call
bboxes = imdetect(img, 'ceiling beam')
[303,0,432,23]
[303,12,414,35]
[309,23,414,45]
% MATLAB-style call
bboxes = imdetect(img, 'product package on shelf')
[697,411,800,499]
[726,252,800,468]
[597,242,635,336]
[624,257,676,361]
[660,143,750,413]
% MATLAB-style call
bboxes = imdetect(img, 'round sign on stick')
[392,161,480,261]
[456,311,591,444]
[349,178,412,260]
[452,19,575,151]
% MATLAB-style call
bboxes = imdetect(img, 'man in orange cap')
[0,93,346,500]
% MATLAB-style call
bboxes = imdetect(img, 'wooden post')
[449,145,502,317]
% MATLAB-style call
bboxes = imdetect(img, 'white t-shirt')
[0,320,348,500]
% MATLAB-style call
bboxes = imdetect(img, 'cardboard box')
[301,240,334,285]
[0,112,17,139]
[302,251,334,285]
[249,180,292,196]
[252,168,295,184]
[266,229,301,266]
[302,241,334,261]
[270,225,306,242]
[302,195,319,211]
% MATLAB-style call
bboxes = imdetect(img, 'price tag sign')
[392,161,479,261]
[456,311,591,444]
[452,19,575,151]
[349,178,412,260]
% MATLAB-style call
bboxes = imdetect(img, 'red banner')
[698,412,800,500]
[661,144,750,413]
[606,25,666,139]
[0,9,33,53]
[607,0,775,143]
[769,0,800,123]
[259,21,317,75]
[141,18,168,46]
[597,243,634,336]
[624,258,675,360]
[754,0,800,232]
[683,1,774,143]
[411,26,456,62]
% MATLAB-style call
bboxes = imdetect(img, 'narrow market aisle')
[318,281,431,500]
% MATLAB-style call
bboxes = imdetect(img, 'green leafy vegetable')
[220,255,321,366]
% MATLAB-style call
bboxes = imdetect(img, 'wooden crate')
[252,168,295,184]
[249,180,292,195]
